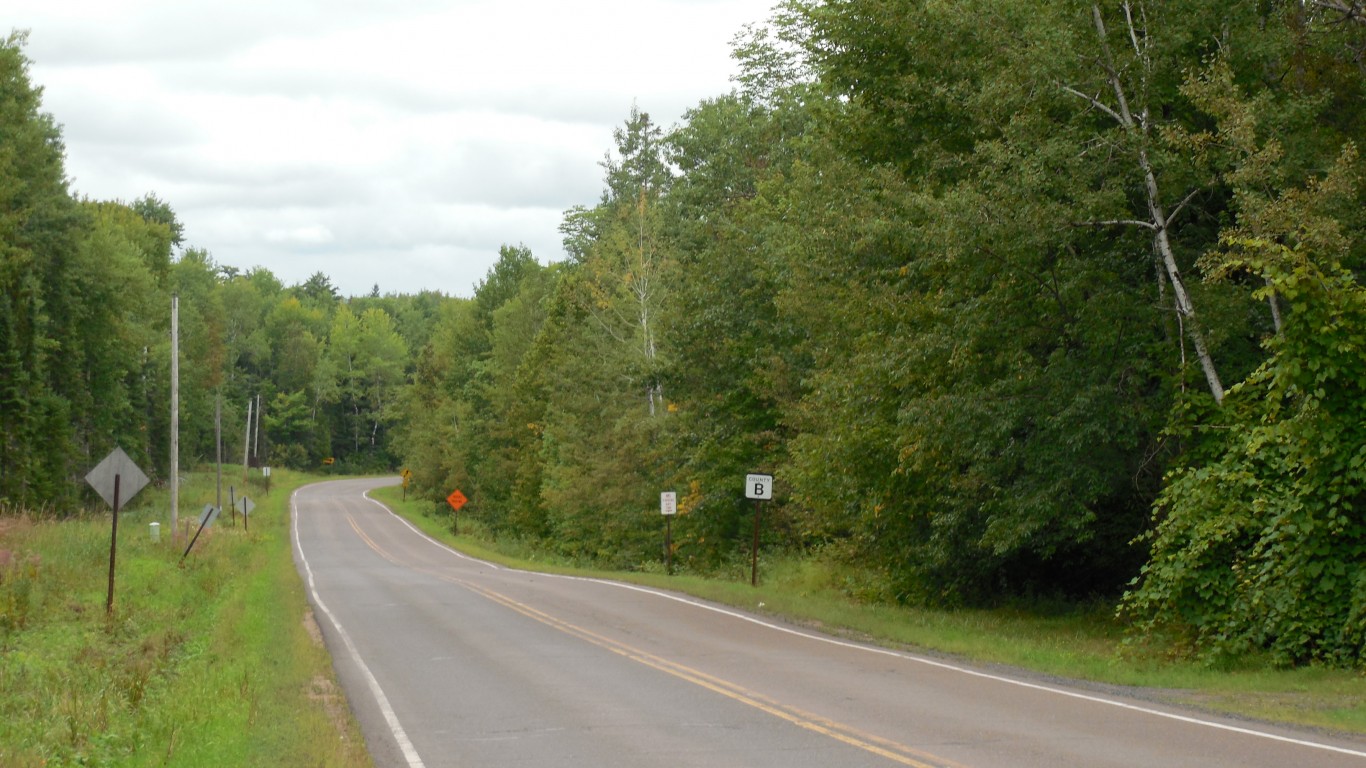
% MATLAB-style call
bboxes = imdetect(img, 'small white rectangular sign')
[745,473,773,500]
[660,491,677,516]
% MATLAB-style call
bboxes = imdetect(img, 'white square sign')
[745,473,773,500]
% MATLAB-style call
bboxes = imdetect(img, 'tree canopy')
[6,4,1365,664]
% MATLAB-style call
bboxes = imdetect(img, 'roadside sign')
[262,467,271,477]
[184,504,220,561]
[85,447,151,616]
[660,491,678,575]
[402,468,413,488]
[745,473,773,500]
[236,496,255,517]
[744,473,774,587]
[447,489,468,511]
[85,447,150,509]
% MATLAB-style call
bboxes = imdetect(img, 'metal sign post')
[447,489,468,534]
[660,491,677,575]
[237,496,255,534]
[183,504,220,561]
[745,474,773,587]
[84,447,150,616]
[108,474,121,614]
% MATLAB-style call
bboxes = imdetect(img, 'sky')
[11,0,777,297]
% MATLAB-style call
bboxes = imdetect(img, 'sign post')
[183,504,220,561]
[84,447,150,616]
[660,491,677,575]
[446,489,467,534]
[745,473,773,587]
[236,495,255,534]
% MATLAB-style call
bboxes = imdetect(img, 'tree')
[0,32,93,506]
[1121,51,1366,663]
[1125,234,1366,665]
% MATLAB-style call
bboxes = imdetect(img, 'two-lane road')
[292,478,1366,767]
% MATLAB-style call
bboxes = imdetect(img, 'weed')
[0,468,372,767]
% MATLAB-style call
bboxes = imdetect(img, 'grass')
[373,485,1366,737]
[7,472,1359,767]
[0,467,370,768]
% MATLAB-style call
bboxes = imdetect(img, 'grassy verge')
[0,468,370,768]
[373,486,1366,737]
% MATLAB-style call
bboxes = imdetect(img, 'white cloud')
[12,0,776,297]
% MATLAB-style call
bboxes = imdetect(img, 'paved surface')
[292,477,1366,768]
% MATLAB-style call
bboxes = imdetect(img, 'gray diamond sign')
[85,447,150,509]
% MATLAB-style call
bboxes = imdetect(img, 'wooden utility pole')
[242,396,252,487]
[170,294,179,543]
[252,393,262,467]
[215,394,223,512]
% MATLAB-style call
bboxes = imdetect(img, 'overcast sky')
[12,0,776,297]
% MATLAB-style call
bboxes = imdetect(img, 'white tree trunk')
[1070,3,1226,403]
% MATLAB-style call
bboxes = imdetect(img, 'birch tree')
[1063,3,1225,402]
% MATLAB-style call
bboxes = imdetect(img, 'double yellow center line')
[345,513,966,768]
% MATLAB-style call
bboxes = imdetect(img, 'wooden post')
[170,294,179,543]
[750,500,762,587]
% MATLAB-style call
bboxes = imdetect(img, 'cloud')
[14,0,777,297]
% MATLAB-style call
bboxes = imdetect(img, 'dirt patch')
[303,607,324,646]
[307,675,352,742]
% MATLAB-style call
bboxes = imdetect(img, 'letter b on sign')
[745,473,773,500]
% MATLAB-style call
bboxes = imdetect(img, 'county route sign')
[744,473,774,501]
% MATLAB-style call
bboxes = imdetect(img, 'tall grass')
[0,469,370,767]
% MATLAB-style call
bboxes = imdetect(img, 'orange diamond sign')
[446,489,468,511]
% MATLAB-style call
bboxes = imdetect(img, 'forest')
[4,1,1366,666]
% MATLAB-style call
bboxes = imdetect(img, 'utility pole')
[215,394,222,514]
[253,393,262,466]
[242,396,253,487]
[170,294,179,543]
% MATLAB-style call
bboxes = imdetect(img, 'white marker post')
[745,474,773,587]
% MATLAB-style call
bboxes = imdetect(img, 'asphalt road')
[292,477,1366,768]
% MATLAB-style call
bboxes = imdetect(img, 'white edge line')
[361,487,1366,760]
[293,487,426,768]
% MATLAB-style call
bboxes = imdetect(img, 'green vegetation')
[374,485,1366,735]
[5,1,1366,676]
[0,469,369,767]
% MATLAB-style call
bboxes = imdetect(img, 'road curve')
[292,477,1366,768]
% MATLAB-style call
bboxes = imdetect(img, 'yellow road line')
[452,577,965,768]
[344,512,966,768]
[347,513,403,565]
